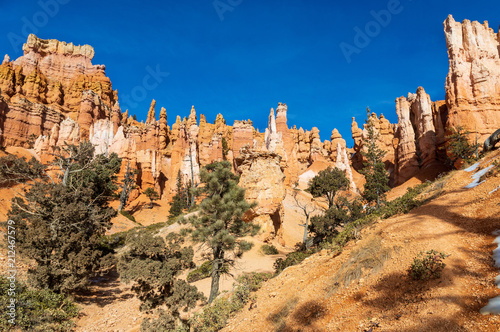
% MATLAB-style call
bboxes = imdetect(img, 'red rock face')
[2,19,500,204]
[232,120,254,159]
[0,34,114,148]
[1,96,64,147]
[444,15,500,143]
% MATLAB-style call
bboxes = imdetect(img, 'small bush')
[190,272,271,332]
[274,250,314,275]
[235,272,272,293]
[120,210,136,222]
[187,261,229,283]
[444,125,479,164]
[409,250,449,280]
[190,296,231,332]
[261,244,279,255]
[239,240,254,252]
[98,232,128,254]
[381,182,430,219]
[144,222,167,233]
[0,277,79,331]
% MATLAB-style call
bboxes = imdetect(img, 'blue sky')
[1,0,499,147]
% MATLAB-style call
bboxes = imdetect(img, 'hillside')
[222,151,500,331]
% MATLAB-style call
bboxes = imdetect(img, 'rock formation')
[395,96,420,184]
[3,19,500,210]
[444,15,500,143]
[236,146,286,240]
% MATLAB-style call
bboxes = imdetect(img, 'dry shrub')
[267,297,299,328]
[328,235,391,293]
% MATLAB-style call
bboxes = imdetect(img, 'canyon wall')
[350,16,500,185]
[444,15,500,142]
[351,86,447,186]
[2,16,500,205]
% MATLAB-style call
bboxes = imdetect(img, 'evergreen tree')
[185,161,256,303]
[118,161,136,212]
[169,170,187,218]
[9,142,121,294]
[309,196,364,243]
[0,154,45,185]
[306,167,350,209]
[360,108,390,209]
[445,125,479,164]
[118,232,203,330]
[144,187,159,209]
[221,137,229,159]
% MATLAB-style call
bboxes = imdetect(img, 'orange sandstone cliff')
[2,16,500,211]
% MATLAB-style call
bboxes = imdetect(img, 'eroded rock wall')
[444,15,500,142]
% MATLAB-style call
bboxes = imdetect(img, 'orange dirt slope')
[223,151,500,332]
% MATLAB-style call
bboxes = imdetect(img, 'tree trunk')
[303,215,310,249]
[118,162,131,212]
[209,248,223,303]
[62,167,69,187]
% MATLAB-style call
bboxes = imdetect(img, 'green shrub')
[190,296,232,332]
[444,125,479,164]
[235,272,272,293]
[98,232,128,254]
[309,196,365,244]
[144,222,167,233]
[409,250,449,280]
[324,183,430,249]
[380,183,430,219]
[190,272,271,332]
[261,244,279,255]
[274,250,314,274]
[0,277,79,331]
[187,261,229,283]
[239,240,254,252]
[120,210,136,222]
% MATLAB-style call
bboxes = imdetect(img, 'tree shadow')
[128,201,147,214]
[267,298,327,332]
[74,269,135,308]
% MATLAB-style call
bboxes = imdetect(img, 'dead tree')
[292,187,317,250]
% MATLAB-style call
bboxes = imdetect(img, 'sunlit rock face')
[444,15,500,143]
[4,17,500,204]
[236,146,286,241]
[0,34,114,148]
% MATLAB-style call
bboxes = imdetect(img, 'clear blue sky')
[1,0,499,147]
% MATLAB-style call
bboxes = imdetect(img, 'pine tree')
[118,161,136,212]
[445,125,479,164]
[306,167,350,209]
[169,171,187,218]
[360,108,390,209]
[9,143,121,294]
[118,232,204,330]
[185,161,256,303]
[144,187,159,208]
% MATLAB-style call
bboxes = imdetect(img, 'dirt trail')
[223,152,500,331]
